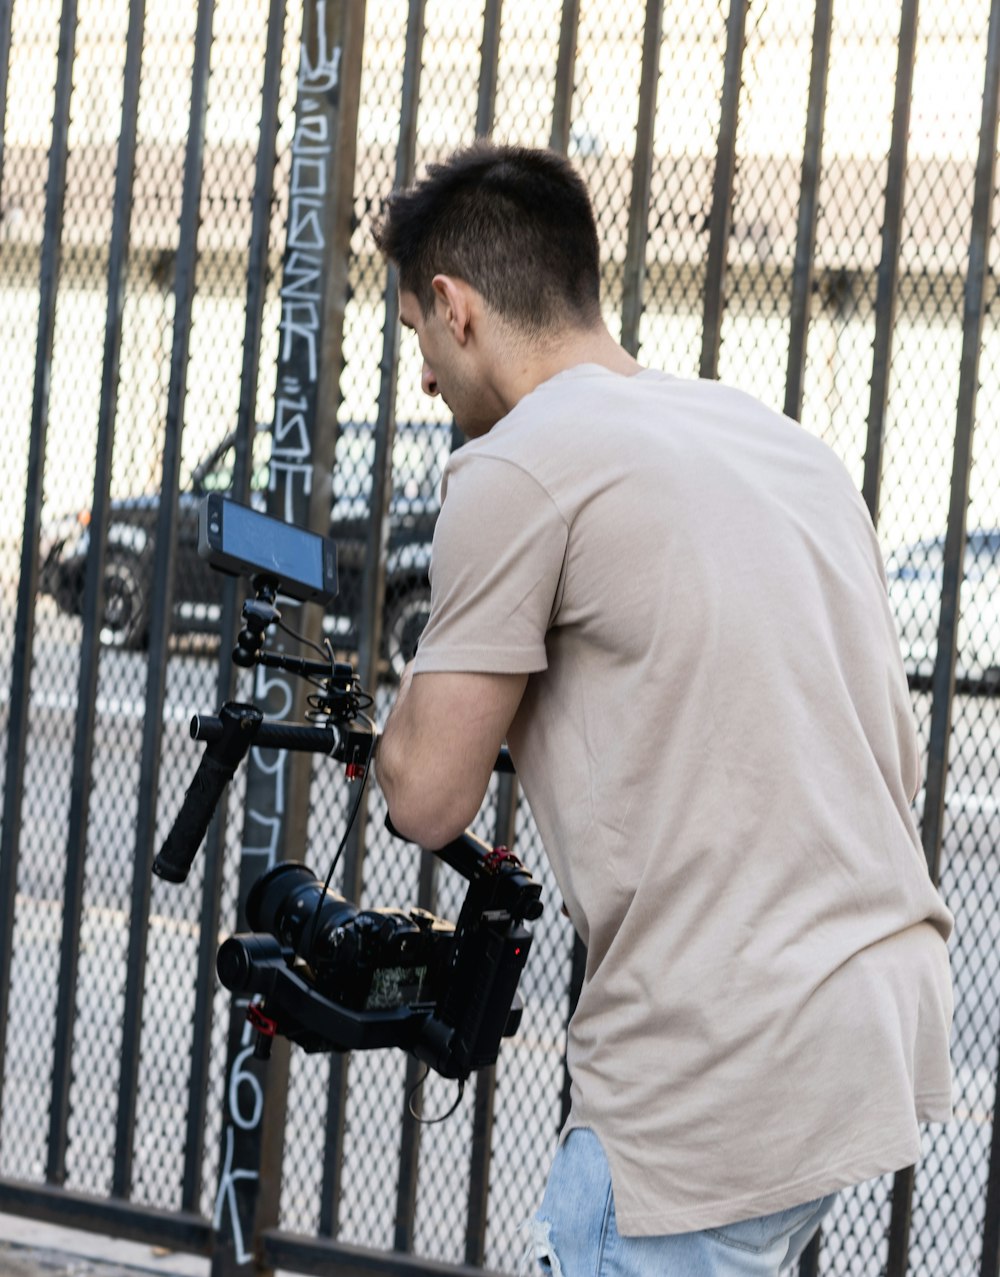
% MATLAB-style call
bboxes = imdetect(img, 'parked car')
[39,424,446,679]
[885,528,1000,682]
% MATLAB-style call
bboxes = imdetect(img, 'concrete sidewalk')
[0,1214,209,1277]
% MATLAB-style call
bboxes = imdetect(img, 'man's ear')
[430,274,476,345]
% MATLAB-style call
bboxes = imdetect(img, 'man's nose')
[421,361,439,397]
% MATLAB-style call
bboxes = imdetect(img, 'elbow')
[383,787,477,850]
[376,748,480,849]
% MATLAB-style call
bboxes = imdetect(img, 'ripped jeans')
[524,1129,837,1277]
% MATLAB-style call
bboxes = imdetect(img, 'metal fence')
[0,0,998,1273]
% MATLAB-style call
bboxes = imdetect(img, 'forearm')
[376,664,527,848]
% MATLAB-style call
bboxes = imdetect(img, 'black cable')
[301,713,376,961]
[406,1064,466,1124]
[276,613,330,659]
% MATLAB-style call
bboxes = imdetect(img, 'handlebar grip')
[153,751,241,883]
[192,715,341,755]
[249,721,343,753]
[154,702,263,884]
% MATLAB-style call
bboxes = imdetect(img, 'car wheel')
[100,552,149,649]
[382,581,431,682]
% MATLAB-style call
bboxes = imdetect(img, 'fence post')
[180,0,289,1218]
[208,2,365,1272]
[0,0,77,1156]
[620,0,664,358]
[319,0,426,1236]
[861,0,919,525]
[700,0,748,381]
[783,0,832,424]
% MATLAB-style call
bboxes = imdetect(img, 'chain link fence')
[0,1,998,1273]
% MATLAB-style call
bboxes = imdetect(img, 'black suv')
[39,425,444,678]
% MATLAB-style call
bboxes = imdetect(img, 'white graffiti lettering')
[229,1045,266,1130]
[216,38,341,1264]
[293,105,329,149]
[280,250,323,298]
[242,809,283,868]
[278,301,321,380]
[268,461,313,522]
[291,154,327,197]
[299,2,341,93]
[213,1124,259,1265]
[273,396,312,459]
[287,196,326,251]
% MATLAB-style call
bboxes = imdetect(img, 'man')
[373,143,953,1275]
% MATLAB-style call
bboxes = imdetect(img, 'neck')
[487,320,643,417]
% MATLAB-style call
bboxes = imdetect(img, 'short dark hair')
[372,142,602,331]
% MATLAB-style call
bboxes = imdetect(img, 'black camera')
[230,861,455,1015]
[154,497,542,1084]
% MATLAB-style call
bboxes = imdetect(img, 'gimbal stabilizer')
[152,498,542,1085]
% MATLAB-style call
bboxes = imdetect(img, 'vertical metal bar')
[870,7,924,1272]
[0,0,15,1125]
[350,0,424,700]
[24,0,82,1185]
[549,0,580,154]
[905,7,1000,1274]
[940,15,1000,1277]
[0,0,14,194]
[981,1011,1000,1277]
[886,1164,916,1277]
[319,0,425,1237]
[476,0,502,139]
[463,770,520,1265]
[394,851,438,1253]
[621,0,664,357]
[558,935,587,1130]
[922,0,999,898]
[783,0,832,423]
[444,0,503,459]
[107,0,214,1201]
[861,0,919,523]
[178,0,288,1215]
[700,0,748,381]
[0,0,76,1151]
[274,0,367,871]
[464,1063,497,1266]
[798,1232,821,1277]
[206,1,365,1263]
[59,0,144,1200]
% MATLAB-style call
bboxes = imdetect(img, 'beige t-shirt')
[413,364,953,1235]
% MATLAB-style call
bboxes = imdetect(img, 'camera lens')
[246,862,357,961]
[216,933,285,993]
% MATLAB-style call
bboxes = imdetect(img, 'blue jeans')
[525,1129,837,1276]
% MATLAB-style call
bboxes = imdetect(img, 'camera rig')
[152,498,542,1086]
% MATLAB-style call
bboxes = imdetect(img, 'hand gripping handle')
[152,703,263,883]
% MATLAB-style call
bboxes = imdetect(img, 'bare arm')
[376,663,528,848]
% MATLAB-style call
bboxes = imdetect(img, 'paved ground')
[0,1215,209,1277]
[0,1247,183,1277]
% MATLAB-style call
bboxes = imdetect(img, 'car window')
[195,432,272,494]
[966,532,1000,580]
[887,531,1000,584]
[331,421,448,519]
[192,422,447,522]
[887,539,943,581]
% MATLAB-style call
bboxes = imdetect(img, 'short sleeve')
[412,453,568,675]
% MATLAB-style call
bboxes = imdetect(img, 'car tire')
[382,580,431,682]
[100,551,149,649]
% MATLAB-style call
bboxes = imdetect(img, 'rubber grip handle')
[153,751,239,883]
[193,715,341,755]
